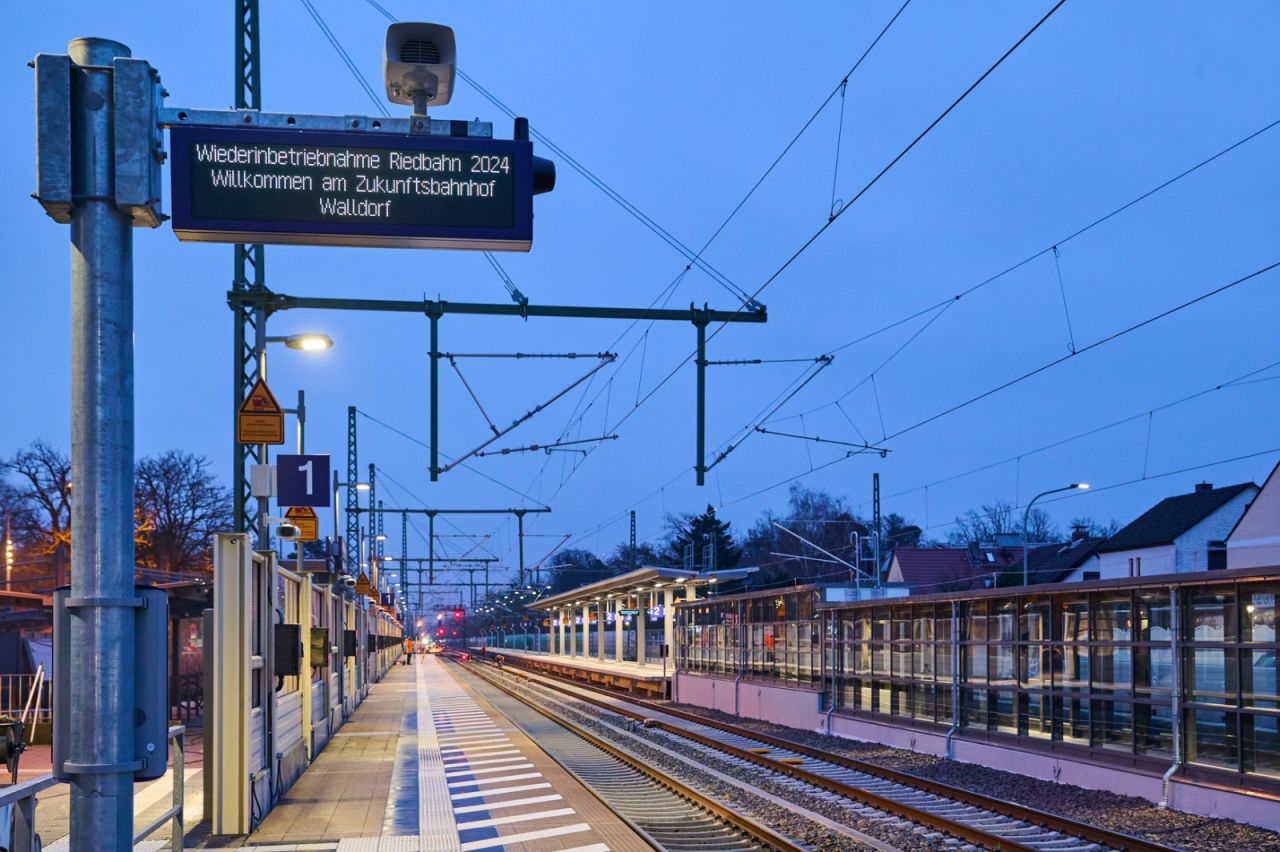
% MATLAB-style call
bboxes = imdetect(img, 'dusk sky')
[8,2,1280,604]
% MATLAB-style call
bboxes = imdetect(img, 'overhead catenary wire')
[438,354,618,474]
[474,435,620,458]
[755,427,891,456]
[705,355,836,472]
[719,261,1280,509]
[863,356,1280,507]
[880,260,1279,445]
[598,1,1070,451]
[358,409,550,508]
[777,114,1280,423]
[540,0,1081,550]
[362,0,914,537]
[900,447,1280,543]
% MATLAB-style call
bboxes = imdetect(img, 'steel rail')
[452,655,805,852]
[487,661,1038,851]
[487,653,1179,852]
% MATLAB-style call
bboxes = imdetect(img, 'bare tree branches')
[135,450,234,575]
[1,440,72,554]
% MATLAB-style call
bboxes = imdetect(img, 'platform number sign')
[277,454,331,507]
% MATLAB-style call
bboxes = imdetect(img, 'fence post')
[171,726,185,849]
[14,794,37,852]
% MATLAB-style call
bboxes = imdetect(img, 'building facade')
[1229,463,1280,571]
[1096,482,1257,579]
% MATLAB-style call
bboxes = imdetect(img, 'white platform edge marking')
[416,658,462,852]
[458,823,592,851]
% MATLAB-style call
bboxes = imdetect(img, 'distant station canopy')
[526,565,755,614]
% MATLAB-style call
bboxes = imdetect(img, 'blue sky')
[7,2,1280,603]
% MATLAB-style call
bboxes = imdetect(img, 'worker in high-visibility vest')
[404,637,415,664]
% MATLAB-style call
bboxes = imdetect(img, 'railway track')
[446,652,807,851]
[473,653,1182,852]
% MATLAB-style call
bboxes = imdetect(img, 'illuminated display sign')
[170,125,533,250]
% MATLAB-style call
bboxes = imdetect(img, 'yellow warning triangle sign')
[237,378,285,445]
[355,572,374,597]
[239,378,283,415]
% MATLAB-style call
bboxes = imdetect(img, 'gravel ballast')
[668,701,1280,852]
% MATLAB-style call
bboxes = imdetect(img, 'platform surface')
[475,648,670,683]
[236,654,646,851]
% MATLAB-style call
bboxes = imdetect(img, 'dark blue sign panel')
[169,126,533,250]
[277,453,331,507]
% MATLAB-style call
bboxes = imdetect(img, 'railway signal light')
[453,608,464,620]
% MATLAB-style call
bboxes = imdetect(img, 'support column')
[636,591,647,667]
[568,608,576,657]
[597,601,605,661]
[580,605,589,658]
[664,587,675,669]
[558,608,566,657]
[547,612,553,654]
[614,598,623,663]
[66,38,138,852]
[300,575,313,760]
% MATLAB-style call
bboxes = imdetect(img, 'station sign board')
[169,125,533,251]
[277,453,331,507]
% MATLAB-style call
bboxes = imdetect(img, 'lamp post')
[331,472,370,574]
[1023,483,1089,586]
[255,332,333,548]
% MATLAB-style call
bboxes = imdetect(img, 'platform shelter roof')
[526,565,754,611]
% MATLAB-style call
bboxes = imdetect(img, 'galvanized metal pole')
[255,322,268,550]
[429,311,440,481]
[401,511,408,621]
[516,511,525,587]
[694,318,707,487]
[368,464,377,586]
[296,390,304,576]
[67,36,137,852]
[345,406,359,571]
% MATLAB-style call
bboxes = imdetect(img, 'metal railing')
[0,774,58,852]
[0,724,186,851]
[0,675,50,724]
[133,725,186,850]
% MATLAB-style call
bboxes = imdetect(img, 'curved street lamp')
[1023,483,1089,586]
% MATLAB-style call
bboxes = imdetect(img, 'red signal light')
[453,609,464,620]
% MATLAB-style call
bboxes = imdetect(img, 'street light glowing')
[284,333,333,351]
[356,482,371,492]
[1074,482,1090,490]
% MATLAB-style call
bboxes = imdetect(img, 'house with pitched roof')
[885,547,995,593]
[1227,461,1280,570]
[1095,481,1258,580]
[1029,528,1106,584]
